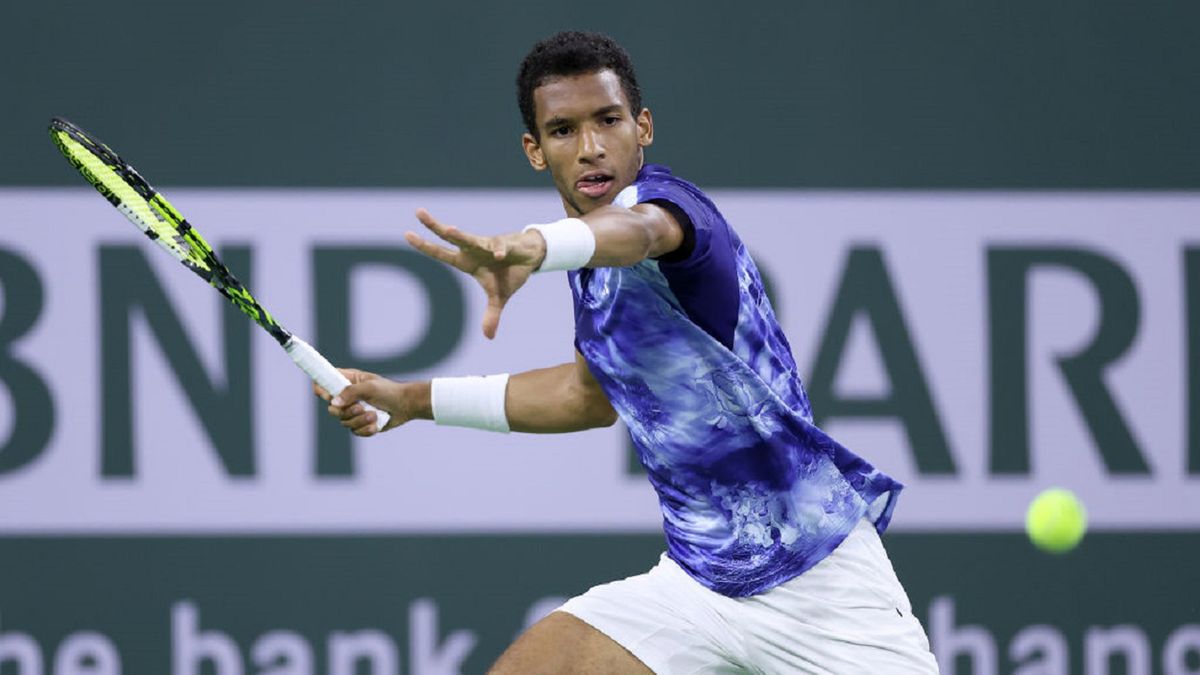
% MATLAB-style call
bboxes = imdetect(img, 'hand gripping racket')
[48,117,389,431]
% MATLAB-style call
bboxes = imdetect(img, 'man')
[322,31,939,673]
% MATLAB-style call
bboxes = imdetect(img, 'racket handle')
[284,336,391,432]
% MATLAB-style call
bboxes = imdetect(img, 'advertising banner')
[0,189,1196,533]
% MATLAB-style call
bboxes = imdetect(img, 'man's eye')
[603,116,620,125]
[551,127,570,137]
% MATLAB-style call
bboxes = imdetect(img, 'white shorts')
[557,519,939,674]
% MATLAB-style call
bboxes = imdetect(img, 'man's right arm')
[504,351,619,432]
[321,351,618,437]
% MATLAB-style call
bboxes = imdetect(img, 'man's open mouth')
[576,173,614,199]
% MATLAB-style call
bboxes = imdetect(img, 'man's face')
[522,69,653,216]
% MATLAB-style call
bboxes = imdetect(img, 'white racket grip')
[284,336,390,432]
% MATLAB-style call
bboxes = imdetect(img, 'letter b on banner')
[0,249,54,475]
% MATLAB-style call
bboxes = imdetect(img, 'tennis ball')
[1025,488,1087,553]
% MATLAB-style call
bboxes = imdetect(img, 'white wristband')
[431,374,511,433]
[523,218,595,272]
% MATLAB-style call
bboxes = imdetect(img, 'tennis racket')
[48,117,389,431]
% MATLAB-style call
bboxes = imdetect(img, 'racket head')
[49,118,212,269]
[48,117,290,345]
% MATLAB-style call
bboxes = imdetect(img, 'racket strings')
[58,123,155,201]
[49,118,291,346]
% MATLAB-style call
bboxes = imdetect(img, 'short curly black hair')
[516,31,643,139]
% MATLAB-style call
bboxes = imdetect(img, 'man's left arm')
[405,203,687,338]
[554,202,686,268]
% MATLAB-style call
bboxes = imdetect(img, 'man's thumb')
[331,380,373,407]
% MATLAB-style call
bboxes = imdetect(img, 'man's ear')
[637,108,654,148]
[522,132,547,171]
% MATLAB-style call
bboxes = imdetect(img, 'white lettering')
[0,612,43,675]
[409,599,476,675]
[53,632,120,675]
[173,601,243,675]
[1010,624,1067,675]
[251,630,312,675]
[930,596,997,675]
[328,630,397,675]
[1085,625,1151,675]
[1164,625,1200,675]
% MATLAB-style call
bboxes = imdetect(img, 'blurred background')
[1,2,1198,673]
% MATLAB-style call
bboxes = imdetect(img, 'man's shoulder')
[634,164,701,192]
[628,164,716,212]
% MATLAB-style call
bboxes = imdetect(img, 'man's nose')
[578,127,605,161]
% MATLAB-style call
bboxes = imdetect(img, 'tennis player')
[322,31,939,674]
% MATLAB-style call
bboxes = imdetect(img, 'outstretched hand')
[405,208,546,339]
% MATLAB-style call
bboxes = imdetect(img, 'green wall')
[4,1,1198,188]
[1,534,1197,673]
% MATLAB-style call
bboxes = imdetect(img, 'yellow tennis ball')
[1026,488,1087,553]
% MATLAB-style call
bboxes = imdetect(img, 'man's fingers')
[482,311,499,340]
[340,409,379,437]
[319,374,398,437]
[331,399,377,426]
[416,208,492,253]
[440,226,491,253]
[316,368,376,402]
[330,380,373,408]
[339,367,372,384]
[412,207,525,342]
[481,296,506,340]
[338,399,378,435]
[416,209,462,243]
[415,207,445,232]
[405,231,461,265]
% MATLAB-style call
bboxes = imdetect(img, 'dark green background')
[1,534,1198,673]
[3,0,1197,188]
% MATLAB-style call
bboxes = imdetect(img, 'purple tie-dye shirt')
[569,164,902,597]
